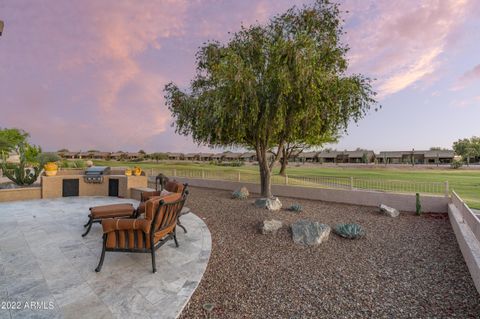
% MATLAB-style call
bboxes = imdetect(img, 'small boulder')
[379,204,400,217]
[260,219,283,235]
[255,197,282,211]
[291,220,330,246]
[232,186,249,199]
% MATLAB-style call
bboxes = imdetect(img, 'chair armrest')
[141,191,161,202]
[102,218,151,234]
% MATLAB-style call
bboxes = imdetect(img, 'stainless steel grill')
[84,166,110,183]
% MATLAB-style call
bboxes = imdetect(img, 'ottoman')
[82,203,136,237]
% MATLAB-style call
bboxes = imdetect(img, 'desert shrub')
[59,159,85,168]
[232,188,249,199]
[36,152,60,166]
[217,161,244,167]
[334,223,365,239]
[287,204,303,212]
[73,160,86,168]
[59,159,71,168]
[450,160,463,169]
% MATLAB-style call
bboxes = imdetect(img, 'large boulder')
[291,220,331,246]
[255,197,282,211]
[232,186,249,199]
[260,219,283,235]
[379,204,400,217]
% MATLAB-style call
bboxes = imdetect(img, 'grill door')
[62,179,79,197]
[108,179,119,197]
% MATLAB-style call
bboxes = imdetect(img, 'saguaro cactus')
[416,193,422,216]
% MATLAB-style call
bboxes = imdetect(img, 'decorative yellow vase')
[125,168,132,176]
[133,167,142,176]
[44,162,58,176]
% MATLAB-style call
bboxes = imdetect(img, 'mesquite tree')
[164,0,376,197]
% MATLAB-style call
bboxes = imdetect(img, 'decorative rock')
[260,219,283,235]
[232,186,249,199]
[291,220,330,246]
[255,197,282,211]
[287,204,303,213]
[379,204,400,217]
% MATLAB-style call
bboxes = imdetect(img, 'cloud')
[343,0,471,98]
[0,0,189,151]
[451,95,480,108]
[451,64,480,91]
[1,0,478,152]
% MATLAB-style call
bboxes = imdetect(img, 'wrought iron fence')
[145,168,448,196]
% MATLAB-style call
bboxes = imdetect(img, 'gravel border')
[180,187,480,318]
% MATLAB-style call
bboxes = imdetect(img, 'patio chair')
[95,190,188,273]
[136,174,171,203]
[137,181,189,233]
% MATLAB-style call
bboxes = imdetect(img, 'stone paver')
[0,197,211,319]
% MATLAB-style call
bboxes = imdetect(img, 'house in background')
[125,152,142,160]
[198,153,213,161]
[240,152,256,162]
[377,150,454,164]
[222,152,242,161]
[110,152,124,160]
[78,151,91,159]
[297,152,319,162]
[184,153,199,161]
[210,153,223,161]
[346,150,375,163]
[316,151,339,163]
[423,150,455,164]
[92,152,110,159]
[167,153,184,161]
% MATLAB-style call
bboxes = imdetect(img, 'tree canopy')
[0,128,29,153]
[453,136,480,163]
[164,0,377,197]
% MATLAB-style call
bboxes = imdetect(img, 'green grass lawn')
[94,160,480,209]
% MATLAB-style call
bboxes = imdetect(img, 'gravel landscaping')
[179,187,480,318]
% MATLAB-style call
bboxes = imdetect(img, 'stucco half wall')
[170,177,449,213]
[448,192,480,294]
[0,187,41,202]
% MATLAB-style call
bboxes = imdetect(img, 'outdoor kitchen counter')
[41,174,147,199]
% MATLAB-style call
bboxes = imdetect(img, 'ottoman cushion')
[90,203,135,219]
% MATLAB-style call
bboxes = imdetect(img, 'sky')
[0,0,479,153]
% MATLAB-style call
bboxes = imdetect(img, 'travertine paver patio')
[0,197,211,319]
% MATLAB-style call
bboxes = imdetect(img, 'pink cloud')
[451,64,480,90]
[344,0,472,98]
[0,0,189,151]
[1,0,478,152]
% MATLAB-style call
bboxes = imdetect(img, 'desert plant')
[416,193,422,216]
[36,152,60,166]
[58,159,68,168]
[0,143,41,186]
[450,160,463,169]
[232,190,248,199]
[73,160,86,168]
[334,223,365,239]
[217,161,244,167]
[287,204,303,213]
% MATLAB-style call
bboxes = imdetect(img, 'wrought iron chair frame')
[95,191,188,273]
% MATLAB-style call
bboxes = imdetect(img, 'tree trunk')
[256,145,272,198]
[279,147,288,176]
